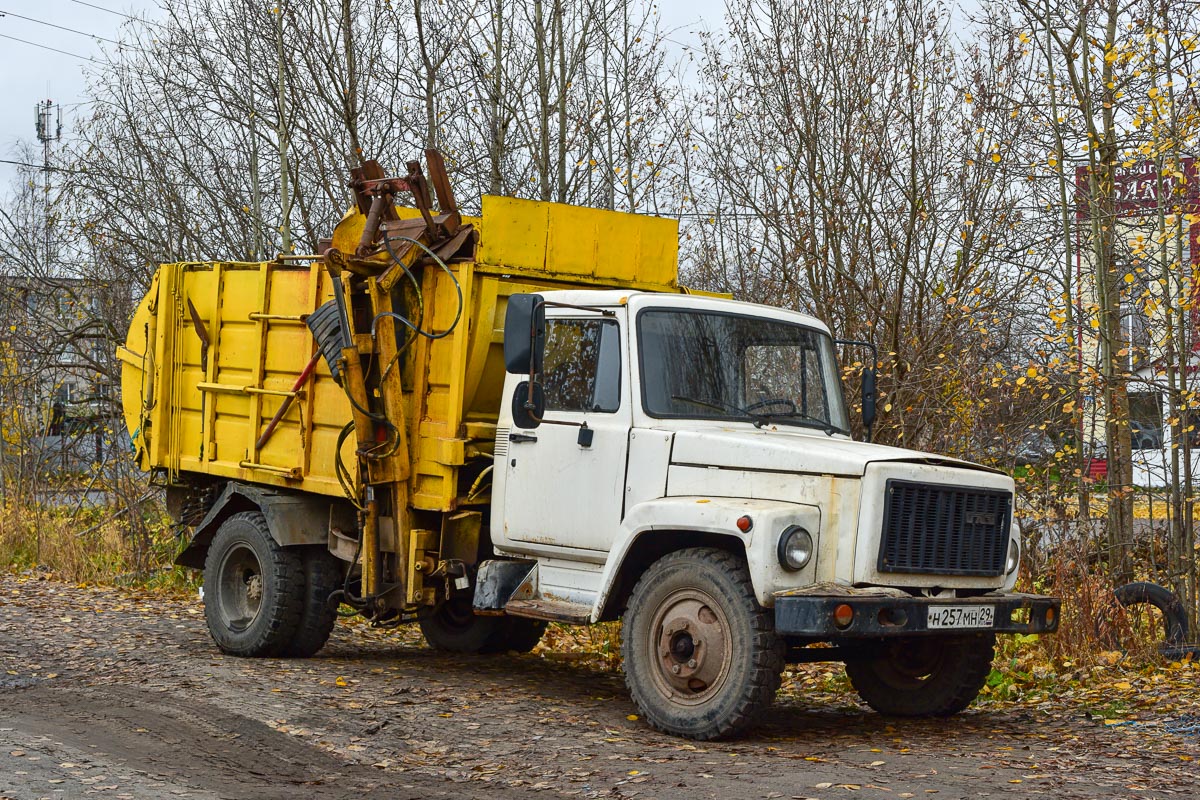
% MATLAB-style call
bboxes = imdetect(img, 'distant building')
[0,273,115,498]
[1075,158,1200,487]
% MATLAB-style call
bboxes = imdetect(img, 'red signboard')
[1074,158,1200,351]
[1075,157,1198,216]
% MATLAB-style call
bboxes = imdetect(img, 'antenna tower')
[34,99,62,277]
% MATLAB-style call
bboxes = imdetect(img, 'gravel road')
[1,573,1197,800]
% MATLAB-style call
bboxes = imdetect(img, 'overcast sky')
[0,0,732,187]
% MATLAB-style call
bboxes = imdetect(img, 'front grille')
[878,479,1012,577]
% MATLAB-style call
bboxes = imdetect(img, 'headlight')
[1005,539,1020,575]
[778,526,813,571]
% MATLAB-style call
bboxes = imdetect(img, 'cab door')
[497,312,630,556]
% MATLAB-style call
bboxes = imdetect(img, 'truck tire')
[1112,581,1189,647]
[419,597,508,653]
[202,511,305,657]
[845,633,995,717]
[279,547,343,658]
[621,548,784,740]
[420,598,547,654]
[481,618,548,654]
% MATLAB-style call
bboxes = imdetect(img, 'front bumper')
[774,590,1060,638]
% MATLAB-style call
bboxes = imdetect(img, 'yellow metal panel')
[594,210,678,286]
[146,265,170,471]
[477,196,551,271]
[478,195,679,290]
[119,271,158,467]
[126,261,358,498]
[546,203,601,276]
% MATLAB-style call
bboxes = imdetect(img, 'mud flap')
[472,559,537,612]
[176,482,351,569]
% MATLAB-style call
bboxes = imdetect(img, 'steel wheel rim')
[646,587,734,706]
[216,543,264,633]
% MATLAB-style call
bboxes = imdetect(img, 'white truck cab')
[481,289,1058,739]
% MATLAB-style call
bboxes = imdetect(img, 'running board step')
[504,598,591,624]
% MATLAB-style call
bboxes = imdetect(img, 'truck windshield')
[637,308,851,434]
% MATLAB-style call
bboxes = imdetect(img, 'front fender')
[592,496,822,620]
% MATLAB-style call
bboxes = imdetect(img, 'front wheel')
[621,548,784,740]
[845,633,996,717]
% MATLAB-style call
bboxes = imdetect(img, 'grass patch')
[0,499,195,593]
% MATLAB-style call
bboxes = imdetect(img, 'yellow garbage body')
[119,196,683,512]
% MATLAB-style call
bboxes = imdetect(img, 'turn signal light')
[1045,607,1056,627]
[736,515,753,532]
[833,603,854,629]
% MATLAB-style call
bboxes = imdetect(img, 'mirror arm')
[521,395,585,428]
[834,338,877,366]
[835,338,879,443]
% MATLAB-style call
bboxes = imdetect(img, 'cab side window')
[541,318,621,413]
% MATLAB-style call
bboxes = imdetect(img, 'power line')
[67,0,134,20]
[0,156,208,192]
[0,32,94,61]
[0,9,123,45]
[0,157,86,175]
[66,0,165,30]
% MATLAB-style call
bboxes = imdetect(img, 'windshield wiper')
[749,410,842,435]
[672,395,841,434]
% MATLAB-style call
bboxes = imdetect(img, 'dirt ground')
[1,574,1197,800]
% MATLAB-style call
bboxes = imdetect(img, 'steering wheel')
[744,398,798,413]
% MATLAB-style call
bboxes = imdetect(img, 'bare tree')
[681,0,1034,455]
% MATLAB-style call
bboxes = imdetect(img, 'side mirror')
[861,368,877,441]
[503,294,546,375]
[512,381,545,429]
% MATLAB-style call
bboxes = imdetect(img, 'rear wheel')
[420,598,548,654]
[621,548,784,740]
[279,547,343,658]
[482,618,547,654]
[202,512,304,657]
[845,634,995,716]
[418,597,504,652]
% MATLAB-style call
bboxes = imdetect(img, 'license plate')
[927,605,995,629]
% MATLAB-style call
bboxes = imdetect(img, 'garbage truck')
[118,151,1059,739]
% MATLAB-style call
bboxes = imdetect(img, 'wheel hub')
[651,590,732,703]
[216,544,264,633]
[245,573,263,602]
[669,631,696,661]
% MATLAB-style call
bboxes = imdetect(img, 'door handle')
[509,433,538,444]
